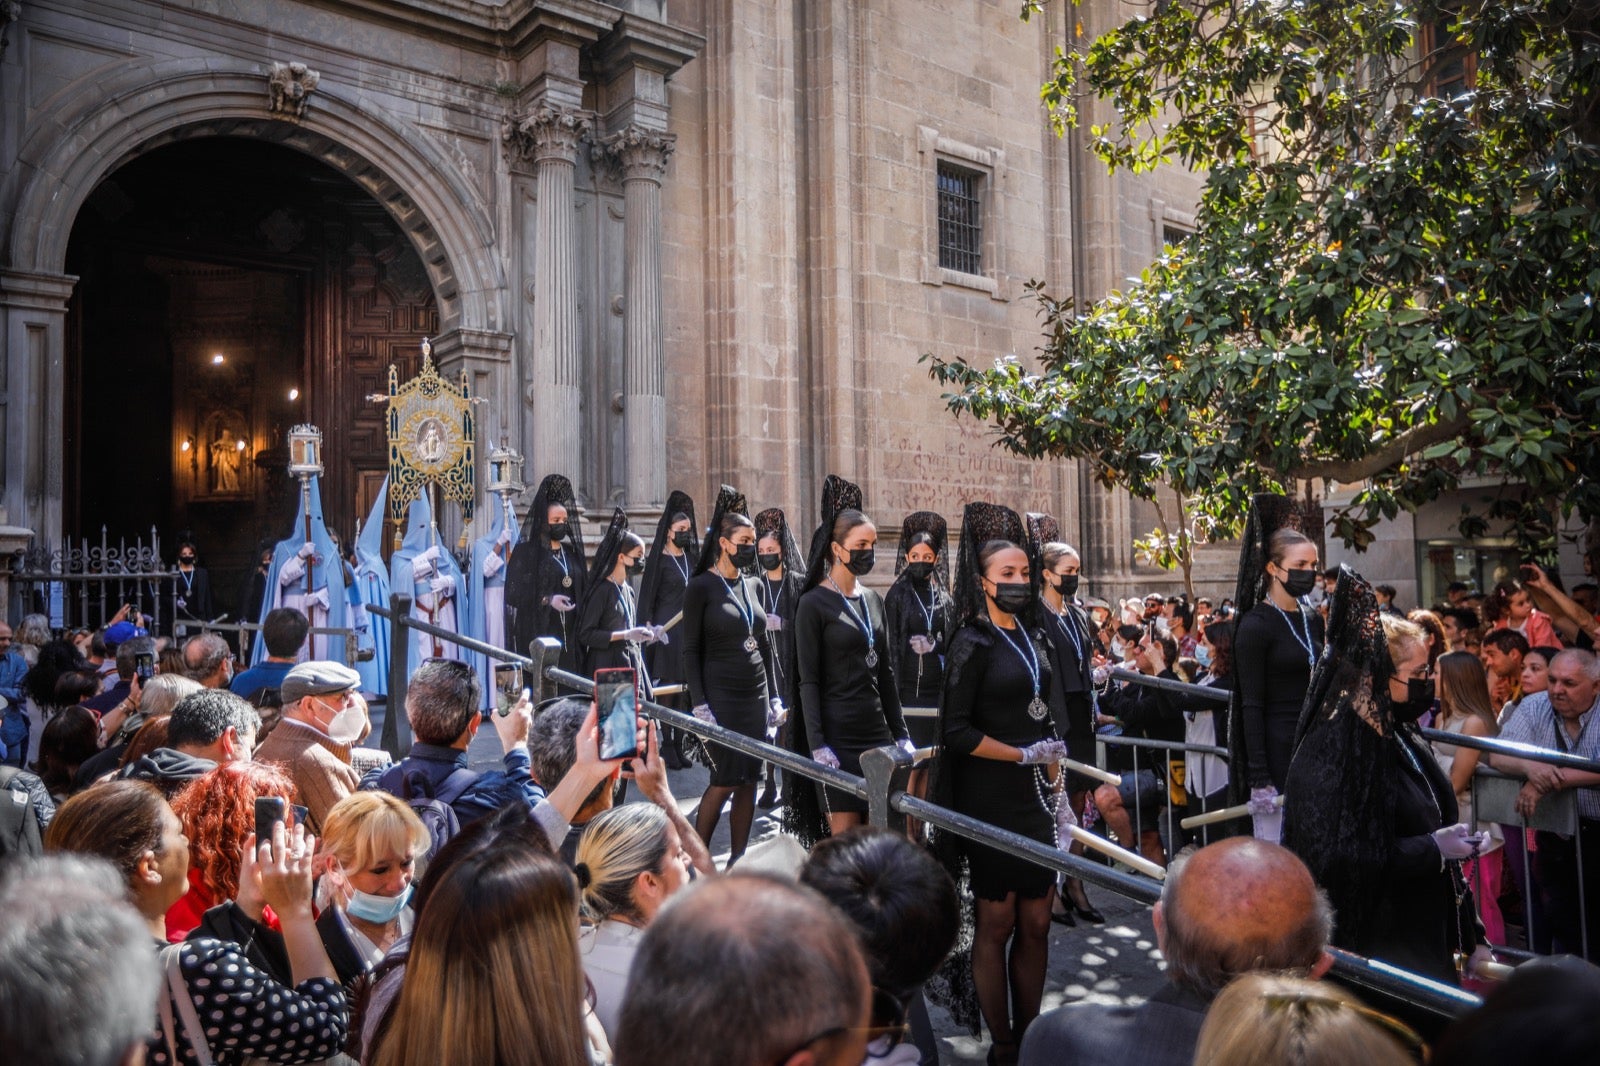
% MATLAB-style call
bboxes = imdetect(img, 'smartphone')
[494,664,524,718]
[254,796,286,854]
[290,804,309,827]
[594,667,639,761]
[134,651,156,683]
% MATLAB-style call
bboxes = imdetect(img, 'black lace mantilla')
[693,485,748,576]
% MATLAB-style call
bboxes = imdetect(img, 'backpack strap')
[431,766,478,807]
[159,943,217,1066]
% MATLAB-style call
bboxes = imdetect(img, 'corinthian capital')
[504,105,594,165]
[596,126,677,182]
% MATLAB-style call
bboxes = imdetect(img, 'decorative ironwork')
[8,528,178,633]
[386,338,476,548]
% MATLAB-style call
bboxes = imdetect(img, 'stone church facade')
[0,0,1225,607]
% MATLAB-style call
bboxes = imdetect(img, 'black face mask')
[1056,574,1080,598]
[672,530,692,549]
[727,543,758,570]
[1393,677,1436,723]
[839,548,875,577]
[1278,568,1317,599]
[759,552,783,573]
[625,557,645,577]
[905,561,935,582]
[548,522,570,542]
[989,581,1034,615]
[179,555,196,566]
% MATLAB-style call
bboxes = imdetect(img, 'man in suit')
[1019,838,1333,1066]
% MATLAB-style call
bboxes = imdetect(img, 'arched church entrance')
[63,137,437,618]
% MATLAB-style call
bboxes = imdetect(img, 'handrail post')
[861,744,915,834]
[528,637,561,701]
[382,592,413,760]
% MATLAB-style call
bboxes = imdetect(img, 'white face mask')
[322,696,366,744]
[1110,639,1126,659]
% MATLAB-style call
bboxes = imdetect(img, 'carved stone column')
[505,106,592,490]
[0,269,73,554]
[600,126,674,509]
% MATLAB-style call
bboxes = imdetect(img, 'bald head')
[1156,838,1332,999]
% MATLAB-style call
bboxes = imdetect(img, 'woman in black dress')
[753,506,804,807]
[1025,515,1105,925]
[934,502,1067,1063]
[639,491,698,768]
[683,487,781,862]
[884,511,952,747]
[1285,569,1485,984]
[790,475,912,839]
[576,509,658,680]
[1227,494,1324,840]
[505,473,587,681]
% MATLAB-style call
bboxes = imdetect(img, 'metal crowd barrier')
[182,618,363,668]
[368,600,1482,1024]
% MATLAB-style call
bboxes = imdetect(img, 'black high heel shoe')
[1050,905,1077,927]
[1065,880,1106,924]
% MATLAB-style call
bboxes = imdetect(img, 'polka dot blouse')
[149,936,349,1065]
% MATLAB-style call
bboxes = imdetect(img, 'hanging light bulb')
[288,387,300,401]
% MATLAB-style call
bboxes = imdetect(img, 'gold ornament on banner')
[387,338,476,550]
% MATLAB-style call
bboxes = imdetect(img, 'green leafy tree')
[926,0,1600,563]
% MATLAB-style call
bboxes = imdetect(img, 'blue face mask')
[345,882,413,924]
[1196,644,1213,669]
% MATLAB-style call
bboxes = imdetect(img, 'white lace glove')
[652,625,670,646]
[621,625,656,644]
[896,737,917,757]
[909,634,935,655]
[692,704,715,723]
[1018,739,1068,765]
[297,542,317,560]
[1056,795,1080,848]
[549,594,575,613]
[812,746,841,770]
[766,614,784,631]
[429,574,455,598]
[1247,786,1281,815]
[482,552,506,579]
[497,527,513,546]
[766,698,788,729]
[1432,823,1478,861]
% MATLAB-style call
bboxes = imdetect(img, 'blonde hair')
[318,792,430,876]
[367,847,588,1066]
[573,804,670,923]
[1379,614,1427,670]
[1434,651,1499,735]
[1193,974,1418,1066]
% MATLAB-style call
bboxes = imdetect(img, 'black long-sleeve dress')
[514,543,588,676]
[163,566,215,632]
[940,619,1058,900]
[795,583,909,814]
[757,571,799,712]
[1234,602,1325,790]
[683,570,777,787]
[577,577,646,680]
[643,550,691,692]
[1039,603,1097,793]
[885,576,951,746]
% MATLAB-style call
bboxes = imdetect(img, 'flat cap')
[281,660,362,702]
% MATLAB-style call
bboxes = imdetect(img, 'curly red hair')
[170,762,297,902]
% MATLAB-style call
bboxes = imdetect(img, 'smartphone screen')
[254,796,286,853]
[594,668,638,761]
[134,652,156,683]
[494,664,523,718]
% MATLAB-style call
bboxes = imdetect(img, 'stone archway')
[0,56,513,546]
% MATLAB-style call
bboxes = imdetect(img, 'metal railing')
[368,601,1483,1024]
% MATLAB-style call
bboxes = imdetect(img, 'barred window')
[936,163,983,275]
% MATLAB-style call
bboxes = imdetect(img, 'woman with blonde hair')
[366,843,595,1066]
[1429,650,1506,946]
[316,791,431,965]
[1193,973,1420,1066]
[574,802,708,1040]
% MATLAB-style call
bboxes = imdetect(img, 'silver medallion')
[561,575,572,588]
[743,636,760,653]
[1027,696,1049,721]
[866,650,879,669]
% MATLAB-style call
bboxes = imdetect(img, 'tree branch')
[1282,415,1473,483]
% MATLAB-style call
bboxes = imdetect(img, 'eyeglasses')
[768,988,909,1065]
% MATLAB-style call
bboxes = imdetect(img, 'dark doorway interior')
[64,137,438,620]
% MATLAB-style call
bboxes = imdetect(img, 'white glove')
[766,614,784,631]
[766,699,788,729]
[482,552,506,579]
[909,634,935,655]
[496,527,513,546]
[896,737,917,757]
[1091,663,1113,685]
[1055,795,1079,848]
[307,587,331,613]
[1247,786,1281,815]
[1432,823,1478,861]
[297,542,317,560]
[652,625,670,646]
[417,546,440,565]
[550,594,575,613]
[279,556,306,585]
[692,704,715,723]
[1018,739,1068,765]
[812,746,841,770]
[622,625,656,644]
[429,574,455,597]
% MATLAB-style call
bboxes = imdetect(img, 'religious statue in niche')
[201,410,250,498]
